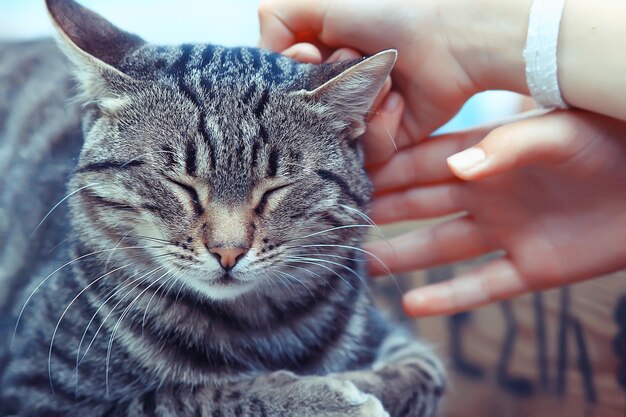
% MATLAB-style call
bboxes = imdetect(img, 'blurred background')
[1,1,624,416]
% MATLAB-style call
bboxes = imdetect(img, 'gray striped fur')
[0,1,445,416]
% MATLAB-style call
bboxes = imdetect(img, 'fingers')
[369,128,488,192]
[402,258,528,317]
[447,110,600,180]
[370,183,462,225]
[258,0,332,51]
[361,92,404,165]
[325,47,362,63]
[281,43,323,63]
[365,216,493,276]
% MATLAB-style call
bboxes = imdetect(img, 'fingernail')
[447,147,486,173]
[403,286,451,315]
[383,92,401,112]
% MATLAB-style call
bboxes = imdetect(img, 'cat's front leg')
[332,329,446,417]
[193,370,389,417]
[113,371,388,417]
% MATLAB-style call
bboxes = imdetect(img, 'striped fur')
[0,1,445,416]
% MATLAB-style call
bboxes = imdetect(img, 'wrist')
[439,0,532,95]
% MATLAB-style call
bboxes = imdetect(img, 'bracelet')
[523,0,569,109]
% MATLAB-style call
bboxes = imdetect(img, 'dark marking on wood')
[534,292,550,388]
[557,287,570,396]
[497,301,534,396]
[571,317,597,403]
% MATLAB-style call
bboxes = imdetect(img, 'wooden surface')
[371,223,626,417]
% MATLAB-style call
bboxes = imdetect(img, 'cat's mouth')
[182,269,257,300]
[215,272,238,286]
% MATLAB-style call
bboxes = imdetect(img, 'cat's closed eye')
[254,183,293,215]
[167,178,203,215]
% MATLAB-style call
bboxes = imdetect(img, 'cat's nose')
[208,247,248,270]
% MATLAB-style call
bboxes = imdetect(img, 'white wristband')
[523,0,569,109]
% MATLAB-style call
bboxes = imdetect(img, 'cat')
[0,0,445,415]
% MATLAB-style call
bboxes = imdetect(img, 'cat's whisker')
[383,121,399,153]
[291,243,394,278]
[47,225,110,255]
[294,252,368,263]
[49,262,138,394]
[368,109,399,152]
[141,272,178,332]
[271,272,298,298]
[283,258,358,294]
[281,263,325,282]
[105,269,172,396]
[167,276,187,315]
[13,244,164,351]
[130,234,172,244]
[283,264,336,294]
[73,270,135,395]
[291,243,402,295]
[338,204,376,226]
[76,263,169,369]
[155,269,183,308]
[336,205,397,269]
[173,274,187,304]
[74,256,174,392]
[30,182,100,237]
[105,232,131,271]
[275,270,316,299]
[291,224,377,240]
[287,255,369,292]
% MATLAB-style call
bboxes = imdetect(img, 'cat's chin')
[182,272,257,301]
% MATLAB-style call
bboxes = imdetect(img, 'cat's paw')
[297,377,389,417]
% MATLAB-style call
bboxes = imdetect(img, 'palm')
[462,157,626,287]
[367,113,626,314]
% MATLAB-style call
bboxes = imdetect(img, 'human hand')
[366,110,626,316]
[258,0,481,165]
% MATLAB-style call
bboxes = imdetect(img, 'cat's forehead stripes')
[132,43,308,200]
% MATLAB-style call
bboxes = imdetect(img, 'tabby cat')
[0,0,445,415]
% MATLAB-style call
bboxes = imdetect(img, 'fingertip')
[446,147,491,180]
[362,91,405,166]
[402,285,452,317]
[326,47,363,63]
[402,289,433,317]
[281,43,323,63]
[382,90,403,113]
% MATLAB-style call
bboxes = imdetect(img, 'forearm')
[442,0,626,121]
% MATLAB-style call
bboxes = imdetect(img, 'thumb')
[446,110,594,180]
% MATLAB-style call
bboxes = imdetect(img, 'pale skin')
[258,0,626,316]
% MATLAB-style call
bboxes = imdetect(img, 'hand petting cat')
[366,110,626,316]
[258,0,626,317]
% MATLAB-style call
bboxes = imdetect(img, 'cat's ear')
[46,0,145,98]
[301,49,397,139]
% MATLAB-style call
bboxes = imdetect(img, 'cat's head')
[48,0,396,300]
